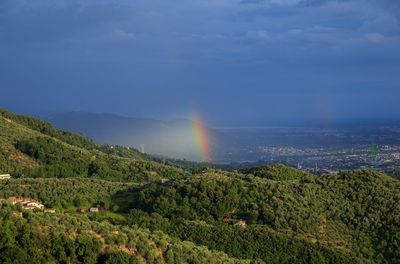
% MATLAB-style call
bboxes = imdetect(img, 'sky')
[0,0,399,125]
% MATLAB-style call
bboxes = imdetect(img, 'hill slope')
[0,202,245,264]
[116,169,400,263]
[0,109,187,181]
[1,108,400,263]
[48,112,233,161]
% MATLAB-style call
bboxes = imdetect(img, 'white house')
[0,174,11,180]
[25,201,45,210]
[160,178,169,184]
[89,207,99,213]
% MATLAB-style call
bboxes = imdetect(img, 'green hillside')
[0,109,187,181]
[116,169,400,263]
[0,202,245,264]
[240,163,314,181]
[0,108,399,263]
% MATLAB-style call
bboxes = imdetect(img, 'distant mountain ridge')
[48,112,230,161]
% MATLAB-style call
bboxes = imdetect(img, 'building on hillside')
[233,220,247,227]
[24,201,45,210]
[11,197,44,210]
[160,178,169,184]
[223,218,246,227]
[79,207,87,213]
[0,174,11,180]
[89,207,99,213]
[44,208,56,213]
[11,197,27,204]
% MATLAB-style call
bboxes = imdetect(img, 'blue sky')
[0,0,399,125]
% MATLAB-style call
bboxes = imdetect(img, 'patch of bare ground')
[9,150,40,169]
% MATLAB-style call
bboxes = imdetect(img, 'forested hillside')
[117,169,400,263]
[0,202,244,264]
[0,109,187,181]
[0,108,399,263]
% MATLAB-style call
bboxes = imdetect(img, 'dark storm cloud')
[0,0,399,123]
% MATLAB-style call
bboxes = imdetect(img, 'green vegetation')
[118,170,400,263]
[97,144,217,173]
[0,178,133,210]
[12,136,186,181]
[0,109,97,150]
[0,108,399,263]
[0,109,187,181]
[126,210,354,263]
[240,163,314,181]
[0,202,244,263]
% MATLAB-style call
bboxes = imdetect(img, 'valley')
[0,109,399,263]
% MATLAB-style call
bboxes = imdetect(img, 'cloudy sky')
[0,0,399,125]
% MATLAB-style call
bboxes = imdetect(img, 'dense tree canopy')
[0,203,243,264]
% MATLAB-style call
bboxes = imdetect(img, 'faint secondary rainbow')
[192,112,211,162]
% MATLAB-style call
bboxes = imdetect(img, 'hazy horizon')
[0,108,399,129]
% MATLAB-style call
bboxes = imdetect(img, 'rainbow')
[192,112,211,162]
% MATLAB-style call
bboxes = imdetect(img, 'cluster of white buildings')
[11,197,45,210]
[9,197,56,213]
